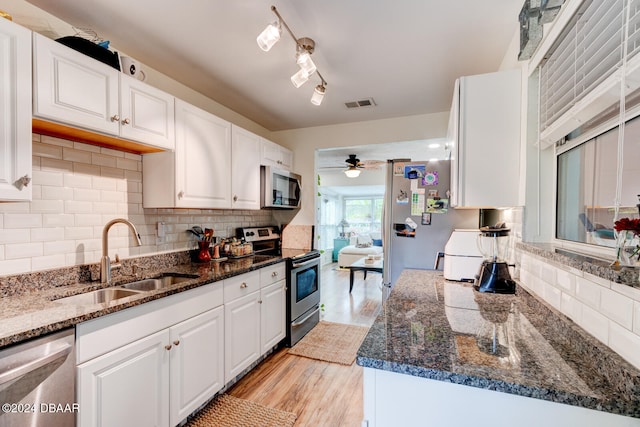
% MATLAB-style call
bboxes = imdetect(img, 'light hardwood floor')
[227,262,383,426]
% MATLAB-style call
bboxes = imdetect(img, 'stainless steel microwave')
[261,166,302,209]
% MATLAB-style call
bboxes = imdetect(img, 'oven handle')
[291,257,319,269]
[0,343,72,385]
[291,307,320,327]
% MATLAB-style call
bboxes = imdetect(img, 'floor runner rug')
[186,394,296,427]
[288,321,370,365]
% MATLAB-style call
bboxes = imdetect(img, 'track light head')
[257,21,281,52]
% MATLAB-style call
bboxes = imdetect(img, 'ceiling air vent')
[345,98,376,109]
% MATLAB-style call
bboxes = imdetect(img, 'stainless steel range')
[237,226,321,346]
[284,249,321,346]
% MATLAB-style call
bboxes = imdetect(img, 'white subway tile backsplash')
[30,200,65,213]
[116,157,139,171]
[5,242,43,260]
[32,254,67,271]
[584,272,611,288]
[611,282,640,302]
[100,167,125,180]
[64,173,92,189]
[43,214,74,227]
[608,322,640,369]
[92,176,118,191]
[543,283,562,311]
[100,190,125,203]
[41,186,74,200]
[0,259,31,275]
[62,147,92,163]
[31,228,64,243]
[73,141,100,152]
[64,226,94,240]
[560,293,582,322]
[575,276,602,309]
[4,214,42,229]
[91,153,117,168]
[540,263,556,285]
[100,146,125,158]
[32,170,64,187]
[74,214,103,227]
[33,142,62,159]
[73,188,101,202]
[64,200,93,214]
[580,304,609,345]
[73,163,101,176]
[555,268,576,295]
[43,240,76,255]
[0,229,30,244]
[600,287,634,330]
[41,158,73,173]
[41,135,73,148]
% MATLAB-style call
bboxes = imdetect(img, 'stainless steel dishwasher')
[0,328,76,427]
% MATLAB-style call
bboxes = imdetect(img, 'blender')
[475,223,516,294]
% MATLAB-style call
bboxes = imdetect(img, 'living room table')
[347,256,383,293]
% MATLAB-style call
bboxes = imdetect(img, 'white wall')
[272,112,450,225]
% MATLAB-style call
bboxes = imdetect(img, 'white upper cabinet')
[33,33,174,150]
[231,125,261,210]
[0,18,32,201]
[261,138,293,171]
[448,69,522,208]
[143,99,232,208]
[119,74,175,150]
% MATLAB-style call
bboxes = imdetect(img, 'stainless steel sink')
[53,288,145,305]
[121,274,198,292]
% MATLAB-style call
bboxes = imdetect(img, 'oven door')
[289,256,320,321]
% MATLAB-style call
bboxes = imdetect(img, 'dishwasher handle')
[0,343,72,386]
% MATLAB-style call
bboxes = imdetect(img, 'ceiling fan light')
[310,84,326,106]
[291,67,310,88]
[344,166,361,178]
[296,50,317,75]
[257,22,281,52]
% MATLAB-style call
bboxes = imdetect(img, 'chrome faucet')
[101,218,143,284]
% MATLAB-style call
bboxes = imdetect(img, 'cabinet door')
[0,18,32,201]
[120,74,175,150]
[77,329,170,427]
[33,33,120,135]
[261,138,293,170]
[261,280,286,354]
[175,99,231,208]
[170,306,224,426]
[453,69,522,208]
[231,125,261,210]
[224,291,261,383]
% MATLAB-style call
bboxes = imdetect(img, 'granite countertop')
[0,254,285,349]
[356,269,640,418]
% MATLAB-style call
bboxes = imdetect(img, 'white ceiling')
[19,0,522,132]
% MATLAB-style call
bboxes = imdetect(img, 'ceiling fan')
[340,154,385,177]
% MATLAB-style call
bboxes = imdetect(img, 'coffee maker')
[475,223,516,294]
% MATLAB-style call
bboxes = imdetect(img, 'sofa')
[337,232,384,267]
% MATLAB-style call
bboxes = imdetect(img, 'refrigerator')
[382,159,479,298]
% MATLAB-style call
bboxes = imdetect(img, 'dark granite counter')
[356,269,640,418]
[0,252,285,348]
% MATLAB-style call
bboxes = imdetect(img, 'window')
[556,115,640,247]
[344,197,383,235]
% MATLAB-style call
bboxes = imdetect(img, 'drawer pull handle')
[173,340,180,346]
[271,271,278,277]
[165,344,172,351]
[110,114,120,122]
[122,118,131,125]
[240,283,248,289]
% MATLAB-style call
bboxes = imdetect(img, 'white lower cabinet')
[77,329,170,427]
[224,266,286,383]
[76,282,224,427]
[261,280,286,353]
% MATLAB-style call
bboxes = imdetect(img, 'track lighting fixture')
[257,5,328,105]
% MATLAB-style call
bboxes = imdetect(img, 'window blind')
[538,0,640,147]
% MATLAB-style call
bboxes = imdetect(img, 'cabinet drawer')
[224,270,260,302]
[260,263,286,287]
